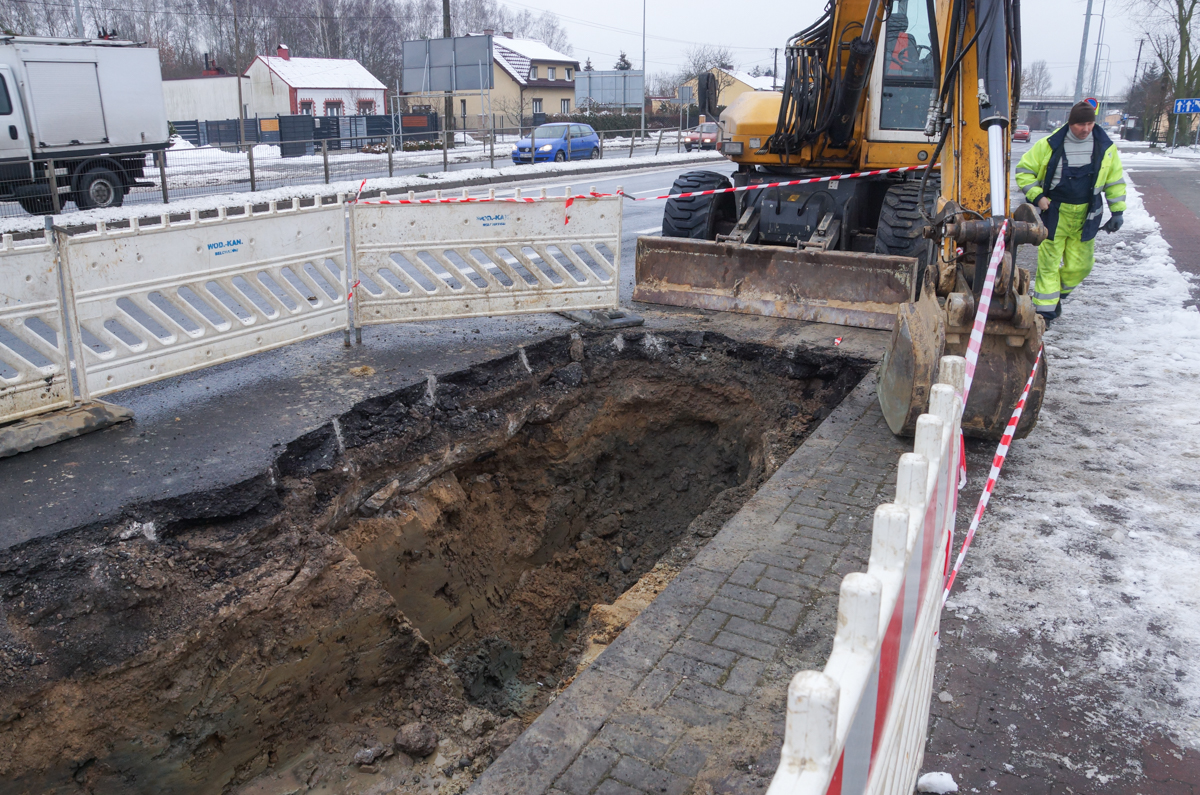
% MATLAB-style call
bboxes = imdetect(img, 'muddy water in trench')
[0,331,865,795]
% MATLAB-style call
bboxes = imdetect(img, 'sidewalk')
[921,176,1200,791]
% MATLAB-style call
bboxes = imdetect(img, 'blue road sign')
[1174,98,1200,114]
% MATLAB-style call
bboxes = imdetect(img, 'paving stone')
[717,583,777,608]
[610,755,690,795]
[594,779,643,795]
[674,679,744,714]
[724,616,790,646]
[595,723,670,762]
[661,740,708,777]
[706,594,768,622]
[682,609,728,643]
[670,638,738,668]
[555,746,621,795]
[761,565,821,589]
[784,504,836,522]
[606,712,688,748]
[628,669,680,710]
[712,630,776,661]
[802,552,835,576]
[726,561,765,587]
[656,651,726,685]
[765,598,805,632]
[722,657,766,696]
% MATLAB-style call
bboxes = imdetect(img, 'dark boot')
[1053,300,1063,319]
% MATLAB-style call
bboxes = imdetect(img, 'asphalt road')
[0,159,738,549]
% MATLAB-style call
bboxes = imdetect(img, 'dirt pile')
[0,330,866,794]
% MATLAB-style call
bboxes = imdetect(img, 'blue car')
[512,123,601,163]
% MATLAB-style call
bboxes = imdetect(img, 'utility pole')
[773,48,778,90]
[443,0,454,147]
[1133,39,1145,83]
[1088,0,1108,98]
[1073,0,1094,103]
[73,0,84,37]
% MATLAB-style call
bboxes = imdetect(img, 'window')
[530,66,538,79]
[532,98,543,113]
[357,99,375,115]
[566,68,573,80]
[879,0,937,130]
[0,75,11,115]
[299,100,314,115]
[571,124,587,137]
[561,98,570,114]
[323,100,343,116]
[548,67,556,80]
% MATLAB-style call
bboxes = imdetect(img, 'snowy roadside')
[946,175,1200,749]
[0,150,722,236]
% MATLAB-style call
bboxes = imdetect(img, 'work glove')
[1102,212,1123,233]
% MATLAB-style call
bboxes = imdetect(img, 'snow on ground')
[0,150,721,236]
[947,175,1200,749]
[1118,141,1200,170]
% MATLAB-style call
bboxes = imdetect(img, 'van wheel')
[76,167,124,210]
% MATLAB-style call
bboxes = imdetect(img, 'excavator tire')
[662,171,736,240]
[875,178,939,293]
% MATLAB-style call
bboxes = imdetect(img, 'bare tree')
[680,45,737,105]
[1129,0,1200,140]
[1021,60,1053,97]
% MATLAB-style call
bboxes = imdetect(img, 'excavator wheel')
[662,171,737,240]
[875,178,940,294]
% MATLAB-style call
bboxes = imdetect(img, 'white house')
[245,45,387,117]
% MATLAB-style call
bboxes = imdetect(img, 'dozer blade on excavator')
[633,236,920,331]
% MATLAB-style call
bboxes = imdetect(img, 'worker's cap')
[1068,101,1097,124]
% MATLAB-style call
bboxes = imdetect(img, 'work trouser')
[1034,201,1094,315]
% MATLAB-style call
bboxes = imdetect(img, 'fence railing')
[0,189,621,431]
[0,126,699,221]
[766,356,965,795]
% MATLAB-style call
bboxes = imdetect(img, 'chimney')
[483,28,495,36]
[277,44,290,60]
[503,31,514,38]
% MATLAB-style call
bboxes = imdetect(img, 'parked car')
[512,123,600,163]
[1012,124,1031,142]
[684,122,719,151]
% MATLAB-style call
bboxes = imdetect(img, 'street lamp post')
[640,0,646,141]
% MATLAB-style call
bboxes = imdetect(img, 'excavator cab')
[633,0,1046,440]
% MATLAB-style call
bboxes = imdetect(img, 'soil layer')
[0,330,866,794]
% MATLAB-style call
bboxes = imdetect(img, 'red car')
[684,122,719,151]
[1012,124,1031,142]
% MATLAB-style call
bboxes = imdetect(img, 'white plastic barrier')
[0,230,75,422]
[767,356,965,795]
[60,201,350,399]
[350,191,621,327]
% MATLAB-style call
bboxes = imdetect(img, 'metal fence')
[0,126,693,222]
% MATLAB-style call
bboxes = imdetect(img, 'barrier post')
[158,151,169,204]
[46,159,61,215]
[442,129,449,172]
[655,128,663,155]
[599,132,604,159]
[247,143,256,192]
[628,129,635,158]
[322,139,330,184]
[387,137,394,177]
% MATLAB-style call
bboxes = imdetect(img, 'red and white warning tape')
[962,219,1008,403]
[942,344,1043,606]
[351,163,939,207]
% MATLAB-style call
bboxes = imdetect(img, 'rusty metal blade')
[633,237,919,331]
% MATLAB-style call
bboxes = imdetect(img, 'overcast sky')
[498,0,1148,98]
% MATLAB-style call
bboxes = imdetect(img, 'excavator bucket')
[633,237,920,331]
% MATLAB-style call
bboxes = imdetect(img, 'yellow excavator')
[634,0,1046,439]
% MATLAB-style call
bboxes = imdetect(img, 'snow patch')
[917,771,958,793]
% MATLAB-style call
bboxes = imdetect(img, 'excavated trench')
[0,330,867,795]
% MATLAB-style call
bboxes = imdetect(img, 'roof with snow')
[250,55,386,90]
[464,35,578,86]
[724,69,778,91]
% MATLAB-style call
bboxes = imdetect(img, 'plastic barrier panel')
[0,231,75,424]
[766,356,965,795]
[350,194,621,326]
[62,201,349,398]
